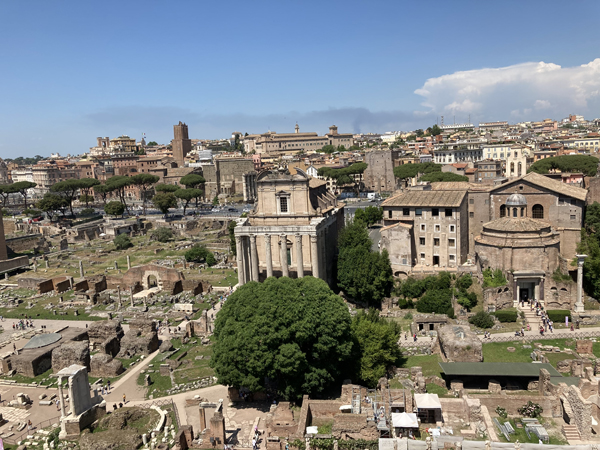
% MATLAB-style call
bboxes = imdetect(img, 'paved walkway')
[104,350,160,404]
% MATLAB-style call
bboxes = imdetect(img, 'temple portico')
[233,168,344,287]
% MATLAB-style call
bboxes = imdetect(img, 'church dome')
[506,192,527,206]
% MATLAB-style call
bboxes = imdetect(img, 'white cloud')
[415,59,600,122]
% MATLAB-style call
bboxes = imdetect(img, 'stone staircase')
[519,305,542,331]
[562,424,581,442]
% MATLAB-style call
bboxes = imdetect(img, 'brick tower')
[172,121,192,167]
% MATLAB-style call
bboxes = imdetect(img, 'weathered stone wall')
[6,234,43,253]
[483,286,513,311]
[566,385,592,440]
[90,353,124,378]
[117,318,158,357]
[51,340,91,372]
[437,325,483,362]
[331,413,378,440]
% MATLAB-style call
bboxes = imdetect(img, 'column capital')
[310,235,318,243]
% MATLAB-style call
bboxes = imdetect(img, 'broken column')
[117,286,122,309]
[127,255,131,270]
[130,286,134,307]
[79,260,84,278]
[114,261,118,270]
[575,254,587,313]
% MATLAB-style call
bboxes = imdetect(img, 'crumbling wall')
[88,320,124,357]
[90,353,124,378]
[437,325,482,362]
[331,413,378,440]
[566,385,593,440]
[52,340,91,373]
[117,318,159,357]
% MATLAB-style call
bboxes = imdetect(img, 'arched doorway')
[148,275,158,288]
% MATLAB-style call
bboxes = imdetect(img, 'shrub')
[552,269,573,283]
[105,201,125,218]
[446,306,455,319]
[455,273,473,291]
[496,406,508,419]
[185,244,217,266]
[404,312,413,320]
[546,309,571,324]
[151,227,174,243]
[469,311,495,329]
[114,234,132,250]
[518,401,543,418]
[23,208,41,217]
[493,309,518,323]
[398,298,414,309]
[482,268,507,288]
[80,208,95,216]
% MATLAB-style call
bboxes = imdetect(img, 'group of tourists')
[12,319,34,330]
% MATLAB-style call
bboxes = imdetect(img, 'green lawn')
[425,383,450,397]
[400,354,443,378]
[2,367,54,386]
[483,338,576,364]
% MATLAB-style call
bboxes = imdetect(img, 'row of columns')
[236,232,323,284]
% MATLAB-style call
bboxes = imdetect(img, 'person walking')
[122,394,126,404]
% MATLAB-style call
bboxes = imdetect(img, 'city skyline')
[1,0,599,157]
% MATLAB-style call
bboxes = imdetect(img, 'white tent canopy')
[391,412,419,428]
[413,393,442,409]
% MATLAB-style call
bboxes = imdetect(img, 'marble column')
[310,235,320,279]
[280,235,289,277]
[244,237,252,283]
[539,277,545,301]
[265,235,273,278]
[295,235,304,278]
[58,377,67,418]
[575,254,587,312]
[250,235,259,282]
[235,236,245,285]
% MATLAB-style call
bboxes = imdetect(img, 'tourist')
[107,380,111,391]
[413,334,417,342]
[549,321,553,333]
[27,420,32,430]
[576,319,580,330]
[570,324,574,332]
[539,326,544,336]
[252,438,257,450]
[56,399,60,411]
[404,332,407,341]
[122,394,126,403]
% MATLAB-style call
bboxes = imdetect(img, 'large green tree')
[393,162,441,180]
[104,201,125,218]
[93,183,114,205]
[351,310,402,388]
[174,188,203,215]
[105,176,132,213]
[211,277,354,401]
[154,183,179,193]
[36,193,69,220]
[78,178,101,207]
[51,179,83,215]
[337,220,393,306]
[529,155,599,177]
[0,184,19,207]
[130,173,160,215]
[179,174,206,206]
[578,202,600,298]
[152,192,177,215]
[12,181,37,210]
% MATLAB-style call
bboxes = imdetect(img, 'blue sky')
[1,0,599,157]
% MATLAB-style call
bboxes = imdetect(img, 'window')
[415,208,422,216]
[433,238,440,246]
[434,225,440,232]
[403,208,410,216]
[449,238,455,247]
[469,198,474,204]
[521,207,525,217]
[420,237,426,245]
[279,197,288,213]
[469,212,474,218]
[513,208,517,218]
[420,253,425,260]
[450,225,455,233]
[388,210,392,219]
[449,254,455,261]
[432,208,439,216]
[532,204,544,219]
[445,208,452,217]
[571,214,576,220]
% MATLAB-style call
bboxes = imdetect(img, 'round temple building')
[475,192,567,307]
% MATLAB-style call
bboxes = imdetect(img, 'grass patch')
[425,383,450,397]
[317,421,333,434]
[495,417,567,445]
[2,367,54,385]
[400,354,443,378]
[483,338,576,364]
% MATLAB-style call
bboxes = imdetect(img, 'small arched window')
[521,207,525,217]
[532,204,544,219]
[513,208,518,218]
[500,204,506,218]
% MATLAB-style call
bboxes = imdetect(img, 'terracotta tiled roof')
[497,172,588,201]
[381,190,466,208]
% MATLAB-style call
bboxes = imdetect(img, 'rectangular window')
[571,215,576,220]
[420,237,426,245]
[420,253,425,260]
[433,238,440,246]
[469,212,474,218]
[415,208,422,216]
[432,208,439,216]
[469,198,474,204]
[450,225,455,233]
[403,208,410,216]
[449,254,455,261]
[449,238,455,247]
[420,224,426,231]
[388,210,392,219]
[445,208,452,217]
[279,197,288,213]
[434,225,440,232]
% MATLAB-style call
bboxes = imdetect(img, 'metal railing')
[485,329,600,343]
[4,414,61,445]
